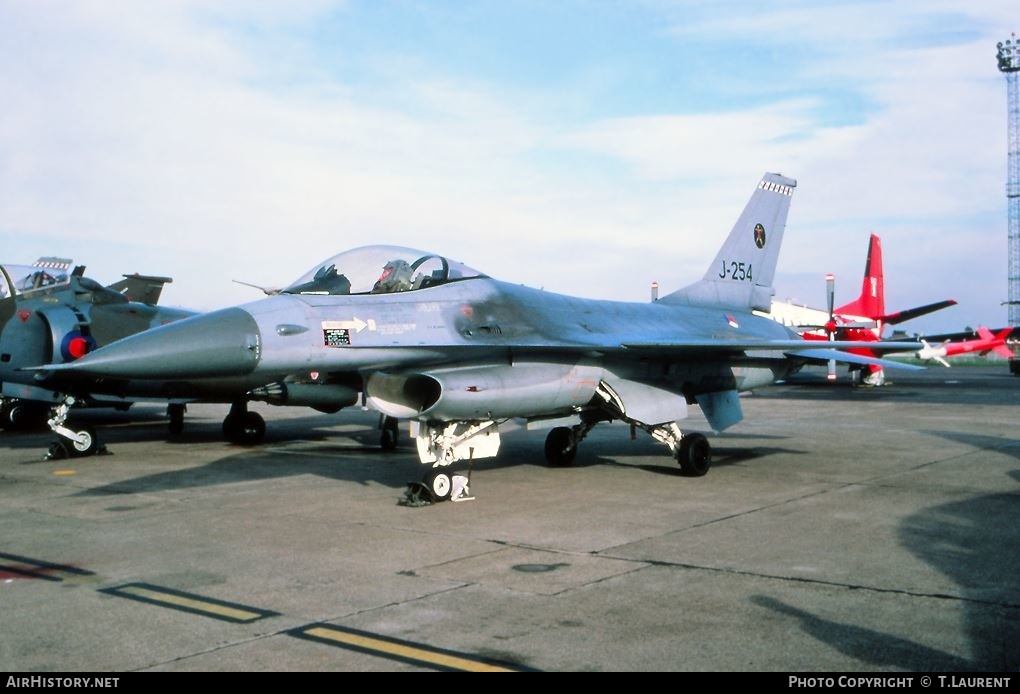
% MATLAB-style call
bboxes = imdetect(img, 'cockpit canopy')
[283,246,486,296]
[0,262,72,299]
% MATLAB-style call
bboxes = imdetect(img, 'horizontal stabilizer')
[879,299,956,326]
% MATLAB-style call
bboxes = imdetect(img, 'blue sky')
[0,1,1015,333]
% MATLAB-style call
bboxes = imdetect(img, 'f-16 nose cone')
[55,307,261,379]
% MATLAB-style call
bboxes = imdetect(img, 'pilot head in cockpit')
[372,259,413,293]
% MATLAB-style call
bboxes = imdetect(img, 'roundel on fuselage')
[60,330,96,361]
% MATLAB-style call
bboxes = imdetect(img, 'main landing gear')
[403,411,713,506]
[166,401,267,444]
[674,432,711,476]
[543,421,597,467]
[222,401,266,445]
[542,419,712,477]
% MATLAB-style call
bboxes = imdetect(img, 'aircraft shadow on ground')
[920,430,1020,463]
[590,445,805,477]
[752,465,1020,671]
[70,445,417,497]
[749,595,974,670]
[64,424,797,497]
[1,411,374,456]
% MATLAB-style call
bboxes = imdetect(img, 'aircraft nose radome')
[60,307,261,379]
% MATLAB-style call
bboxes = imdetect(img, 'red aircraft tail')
[834,233,885,320]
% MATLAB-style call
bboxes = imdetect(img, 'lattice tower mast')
[998,34,1020,327]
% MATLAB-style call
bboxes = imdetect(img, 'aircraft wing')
[616,339,926,370]
[786,347,924,371]
[879,299,957,326]
[620,338,923,353]
[106,274,174,305]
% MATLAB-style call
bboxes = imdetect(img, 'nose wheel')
[44,396,106,459]
[403,469,474,506]
[424,470,452,501]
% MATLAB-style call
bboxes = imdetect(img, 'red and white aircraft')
[762,234,957,384]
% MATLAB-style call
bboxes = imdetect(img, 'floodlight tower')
[997,34,1020,329]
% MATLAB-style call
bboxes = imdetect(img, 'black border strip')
[0,551,96,582]
[99,582,280,624]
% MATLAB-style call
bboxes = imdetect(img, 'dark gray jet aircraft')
[38,174,920,499]
[0,258,194,442]
[4,259,359,457]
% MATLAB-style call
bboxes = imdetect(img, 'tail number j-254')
[718,261,753,281]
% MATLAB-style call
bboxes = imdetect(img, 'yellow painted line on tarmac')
[100,583,279,623]
[292,624,531,672]
[52,470,77,476]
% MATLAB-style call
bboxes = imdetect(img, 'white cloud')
[0,1,1014,331]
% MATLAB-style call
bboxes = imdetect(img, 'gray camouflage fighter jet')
[37,173,920,499]
[0,258,193,437]
[4,259,365,458]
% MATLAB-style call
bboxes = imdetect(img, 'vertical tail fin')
[662,172,796,312]
[834,234,885,320]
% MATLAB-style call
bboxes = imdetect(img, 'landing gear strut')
[222,401,265,445]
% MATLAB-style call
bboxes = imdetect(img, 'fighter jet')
[0,258,194,441]
[37,173,921,500]
[3,259,368,458]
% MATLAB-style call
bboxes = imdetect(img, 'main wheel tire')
[236,412,266,445]
[544,427,577,467]
[223,411,266,445]
[676,433,711,477]
[424,471,452,502]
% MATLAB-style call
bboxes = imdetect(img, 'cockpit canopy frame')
[0,263,73,299]
[283,246,486,296]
